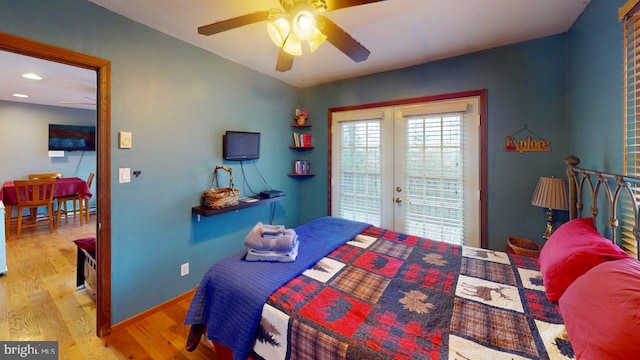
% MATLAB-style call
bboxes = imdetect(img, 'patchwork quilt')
[252,226,574,360]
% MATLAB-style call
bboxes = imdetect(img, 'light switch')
[119,131,132,149]
[119,168,131,183]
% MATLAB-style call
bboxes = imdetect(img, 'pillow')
[559,258,640,359]
[538,217,630,302]
[73,236,96,252]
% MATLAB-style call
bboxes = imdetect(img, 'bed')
[185,156,640,360]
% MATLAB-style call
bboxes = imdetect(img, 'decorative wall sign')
[504,124,551,153]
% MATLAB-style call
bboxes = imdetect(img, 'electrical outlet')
[180,263,189,277]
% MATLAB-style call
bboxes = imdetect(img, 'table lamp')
[531,176,569,240]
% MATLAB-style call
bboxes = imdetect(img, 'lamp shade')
[282,32,303,56]
[267,18,290,48]
[307,28,327,53]
[531,177,569,210]
[268,13,327,56]
[292,10,316,40]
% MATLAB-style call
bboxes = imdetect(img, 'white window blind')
[621,1,640,258]
[404,113,464,244]
[337,119,383,225]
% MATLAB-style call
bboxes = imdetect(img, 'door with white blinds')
[331,97,480,247]
[330,108,395,226]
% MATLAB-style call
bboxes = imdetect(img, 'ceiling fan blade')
[315,15,370,63]
[59,101,95,105]
[198,10,272,36]
[324,0,385,11]
[276,48,294,72]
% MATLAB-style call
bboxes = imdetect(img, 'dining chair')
[83,172,94,222]
[13,178,57,237]
[56,172,94,226]
[27,172,63,223]
[27,172,63,180]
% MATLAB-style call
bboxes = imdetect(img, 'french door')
[331,96,481,247]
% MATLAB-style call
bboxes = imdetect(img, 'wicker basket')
[202,165,240,209]
[507,237,542,257]
[82,248,97,293]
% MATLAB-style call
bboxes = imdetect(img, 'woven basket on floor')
[202,166,240,209]
[507,237,542,257]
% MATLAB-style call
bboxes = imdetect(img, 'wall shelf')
[290,123,313,176]
[192,195,285,221]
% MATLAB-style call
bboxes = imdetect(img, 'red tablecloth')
[1,177,92,237]
[0,177,92,205]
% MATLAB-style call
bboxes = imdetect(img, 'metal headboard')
[565,155,640,259]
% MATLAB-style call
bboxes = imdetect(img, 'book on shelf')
[294,160,311,174]
[302,133,311,147]
[292,132,312,147]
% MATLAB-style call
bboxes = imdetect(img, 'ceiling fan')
[197,0,384,72]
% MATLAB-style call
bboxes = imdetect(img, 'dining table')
[0,177,92,237]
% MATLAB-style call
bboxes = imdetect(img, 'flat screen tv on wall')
[223,131,260,161]
[48,124,96,152]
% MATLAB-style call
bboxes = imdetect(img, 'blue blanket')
[184,216,371,360]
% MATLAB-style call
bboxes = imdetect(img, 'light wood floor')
[1,214,217,359]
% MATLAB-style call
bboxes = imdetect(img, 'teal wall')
[0,0,625,325]
[0,0,302,324]
[567,0,625,172]
[301,35,570,251]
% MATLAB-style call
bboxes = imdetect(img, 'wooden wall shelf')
[290,122,312,176]
[192,195,285,220]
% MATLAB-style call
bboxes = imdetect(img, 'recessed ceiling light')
[13,93,29,98]
[22,73,42,80]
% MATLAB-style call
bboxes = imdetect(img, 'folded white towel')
[258,223,285,236]
[244,222,297,252]
[245,240,299,263]
[261,230,284,239]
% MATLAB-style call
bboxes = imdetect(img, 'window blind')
[622,1,640,258]
[337,119,383,225]
[404,113,464,244]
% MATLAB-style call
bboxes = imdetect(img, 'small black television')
[48,124,96,152]
[223,131,260,161]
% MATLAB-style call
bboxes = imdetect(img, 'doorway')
[329,90,488,248]
[0,32,112,336]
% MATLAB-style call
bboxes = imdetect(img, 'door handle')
[395,197,402,204]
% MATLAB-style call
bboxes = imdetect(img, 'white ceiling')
[0,0,591,109]
[88,0,591,88]
[0,50,96,110]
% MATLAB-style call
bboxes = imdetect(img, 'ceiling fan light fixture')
[307,28,327,53]
[267,17,291,48]
[282,32,303,56]
[292,10,316,40]
[199,0,375,72]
